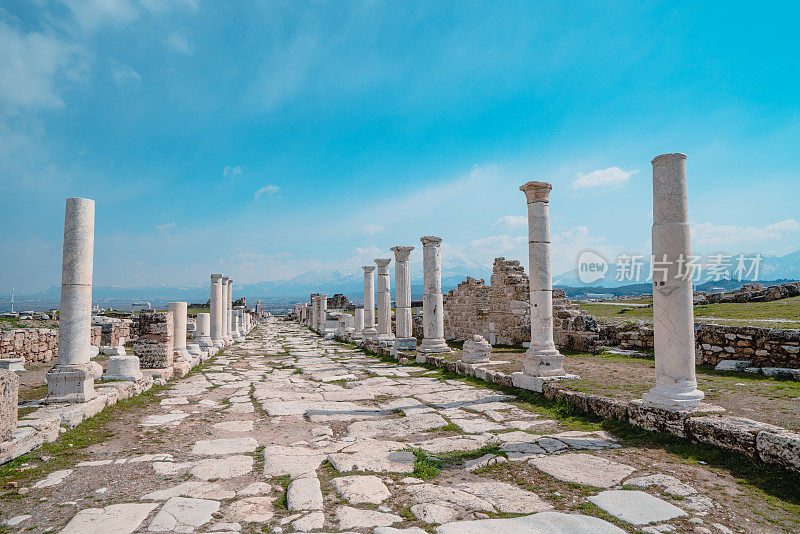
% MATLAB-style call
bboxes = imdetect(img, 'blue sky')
[1,1,799,293]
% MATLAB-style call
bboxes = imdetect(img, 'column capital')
[211,273,223,281]
[391,246,414,261]
[374,258,391,269]
[420,235,442,247]
[227,279,234,285]
[651,152,686,165]
[519,180,552,203]
[222,275,229,282]
[362,265,376,273]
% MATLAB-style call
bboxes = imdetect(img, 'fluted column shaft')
[418,236,450,353]
[391,246,414,340]
[362,266,377,337]
[375,258,393,340]
[210,274,224,346]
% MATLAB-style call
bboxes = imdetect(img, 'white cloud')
[692,219,800,248]
[64,0,140,31]
[493,215,527,230]
[165,32,192,55]
[223,165,242,179]
[346,246,390,266]
[0,21,84,111]
[358,224,385,236]
[155,222,175,230]
[571,167,638,190]
[254,184,280,199]
[110,59,141,90]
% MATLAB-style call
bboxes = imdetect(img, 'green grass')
[579,295,800,329]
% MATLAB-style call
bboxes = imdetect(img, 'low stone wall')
[99,320,133,346]
[697,281,800,305]
[600,322,800,368]
[134,312,174,369]
[443,257,600,351]
[351,335,800,474]
[0,325,104,364]
[0,369,18,441]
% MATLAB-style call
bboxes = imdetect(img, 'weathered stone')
[756,428,800,472]
[336,506,402,529]
[0,369,19,441]
[331,475,391,504]
[588,490,687,525]
[435,511,626,533]
[190,455,254,480]
[529,453,635,488]
[147,496,220,531]
[287,476,323,511]
[61,503,158,534]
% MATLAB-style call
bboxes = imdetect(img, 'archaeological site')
[2,3,799,533]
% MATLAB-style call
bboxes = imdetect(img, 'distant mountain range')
[2,251,798,311]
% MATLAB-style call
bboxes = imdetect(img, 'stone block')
[686,416,783,457]
[0,369,19,442]
[628,400,690,437]
[756,429,800,472]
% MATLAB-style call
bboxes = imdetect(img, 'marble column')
[391,246,416,350]
[169,302,189,360]
[210,274,225,347]
[418,236,450,353]
[318,293,328,333]
[196,312,213,351]
[519,181,563,376]
[224,278,234,344]
[353,308,364,339]
[309,295,318,330]
[46,197,97,402]
[362,266,377,338]
[643,153,705,410]
[375,258,394,341]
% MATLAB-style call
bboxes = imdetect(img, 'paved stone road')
[5,319,744,533]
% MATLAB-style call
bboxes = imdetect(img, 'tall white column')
[391,246,416,350]
[375,258,394,341]
[418,236,450,353]
[318,293,328,333]
[46,197,97,402]
[224,277,234,344]
[210,274,225,347]
[169,302,189,359]
[519,181,563,377]
[643,153,705,410]
[309,295,318,330]
[353,308,364,339]
[362,266,377,337]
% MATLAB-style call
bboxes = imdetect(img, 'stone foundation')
[134,312,174,369]
[0,370,19,442]
[0,325,107,364]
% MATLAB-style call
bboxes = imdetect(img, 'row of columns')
[300,152,704,412]
[44,197,257,403]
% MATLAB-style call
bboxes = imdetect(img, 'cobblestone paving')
[3,319,758,533]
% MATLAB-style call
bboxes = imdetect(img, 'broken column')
[317,293,328,333]
[169,302,189,360]
[353,309,364,339]
[519,181,563,377]
[1,369,19,441]
[362,266,378,338]
[196,312,213,353]
[643,153,705,410]
[225,278,234,344]
[391,246,416,351]
[46,197,97,403]
[309,295,318,330]
[210,274,225,348]
[418,236,450,353]
[375,258,394,341]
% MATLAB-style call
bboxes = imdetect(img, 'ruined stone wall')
[99,321,133,346]
[697,281,800,305]
[327,294,352,310]
[443,257,600,350]
[0,325,104,364]
[133,312,174,369]
[600,322,800,368]
[0,369,18,441]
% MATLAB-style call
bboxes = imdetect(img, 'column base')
[418,338,451,354]
[211,338,224,348]
[511,371,579,393]
[393,337,417,351]
[362,328,378,338]
[377,333,395,341]
[642,385,705,411]
[351,332,364,340]
[103,355,143,382]
[45,363,96,403]
[521,346,565,377]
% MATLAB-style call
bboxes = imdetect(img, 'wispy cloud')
[155,222,175,230]
[571,167,638,190]
[165,32,192,55]
[223,165,242,179]
[692,219,800,248]
[493,215,527,230]
[358,224,385,236]
[110,59,141,90]
[254,184,280,199]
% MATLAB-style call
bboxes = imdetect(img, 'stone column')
[391,246,416,350]
[318,293,328,333]
[362,266,377,337]
[196,312,213,351]
[353,309,364,339]
[210,274,225,348]
[418,236,450,353]
[309,295,318,330]
[224,278,234,344]
[375,258,394,341]
[169,302,189,359]
[46,197,97,402]
[518,181,563,376]
[643,153,705,410]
